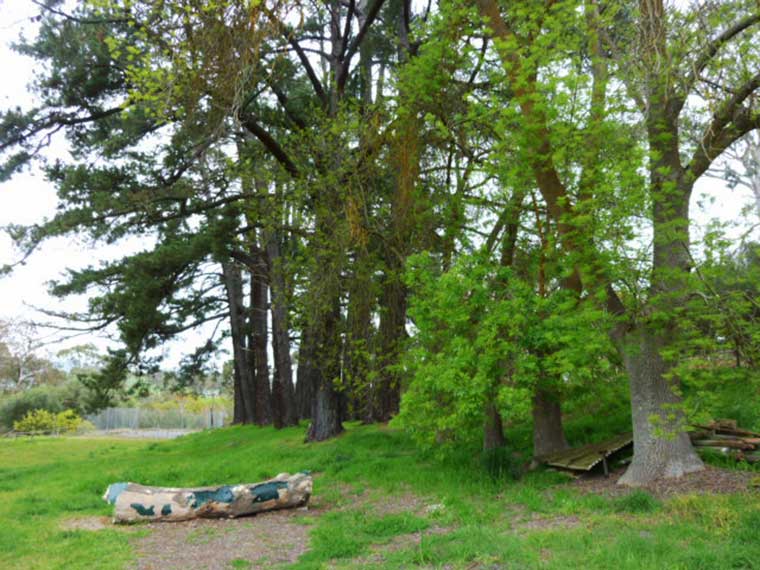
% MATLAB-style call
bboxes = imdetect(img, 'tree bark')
[617,327,704,486]
[250,247,272,425]
[232,363,245,425]
[483,400,506,451]
[372,258,406,422]
[531,387,568,458]
[266,235,298,428]
[222,263,255,424]
[295,327,315,420]
[306,296,344,442]
[345,251,374,421]
[104,472,312,523]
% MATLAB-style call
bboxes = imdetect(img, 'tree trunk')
[483,401,506,451]
[232,364,245,425]
[345,251,374,421]
[266,235,298,428]
[295,328,315,420]
[222,263,255,424]
[532,387,568,458]
[250,248,272,425]
[372,261,406,422]
[302,1,347,443]
[306,295,344,442]
[104,472,312,523]
[616,0,704,486]
[618,326,703,486]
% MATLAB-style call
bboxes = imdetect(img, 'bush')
[0,382,88,429]
[13,408,94,434]
[13,409,56,432]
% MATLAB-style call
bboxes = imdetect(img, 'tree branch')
[262,8,328,107]
[240,116,299,178]
[677,12,760,112]
[686,71,760,180]
[687,105,760,182]
[336,0,385,91]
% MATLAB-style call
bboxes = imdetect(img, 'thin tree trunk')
[250,246,272,425]
[373,263,406,422]
[296,327,315,420]
[266,235,298,428]
[531,387,568,458]
[483,400,506,451]
[222,263,255,424]
[232,365,245,425]
[345,251,374,421]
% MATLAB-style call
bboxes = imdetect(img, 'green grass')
[1,423,759,569]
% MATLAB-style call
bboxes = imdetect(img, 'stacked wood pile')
[690,420,760,464]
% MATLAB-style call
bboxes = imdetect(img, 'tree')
[473,0,760,485]
[0,320,64,392]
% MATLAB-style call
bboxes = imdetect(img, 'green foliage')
[397,252,616,455]
[668,239,760,430]
[0,382,89,430]
[12,409,93,434]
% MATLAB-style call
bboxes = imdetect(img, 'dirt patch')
[131,508,313,570]
[510,511,582,533]
[570,465,758,498]
[334,483,428,517]
[60,516,114,532]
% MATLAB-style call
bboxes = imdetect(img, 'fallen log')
[692,424,760,438]
[692,439,754,450]
[103,472,312,523]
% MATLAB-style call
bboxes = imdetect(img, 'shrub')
[13,409,56,433]
[13,409,94,434]
[0,382,88,429]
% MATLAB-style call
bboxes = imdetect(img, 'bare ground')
[569,465,759,498]
[131,509,313,570]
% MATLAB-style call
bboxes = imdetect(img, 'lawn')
[1,424,759,569]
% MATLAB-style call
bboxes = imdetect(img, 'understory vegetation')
[1,424,759,570]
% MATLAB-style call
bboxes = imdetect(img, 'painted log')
[103,472,312,523]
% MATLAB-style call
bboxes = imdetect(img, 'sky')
[0,0,757,366]
[0,1,214,366]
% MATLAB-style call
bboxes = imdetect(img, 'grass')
[0,423,759,569]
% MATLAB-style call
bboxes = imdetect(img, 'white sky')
[0,0,757,366]
[0,1,219,366]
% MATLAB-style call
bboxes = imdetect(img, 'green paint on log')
[130,503,155,516]
[161,504,172,516]
[105,482,129,505]
[250,481,288,503]
[190,486,235,508]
